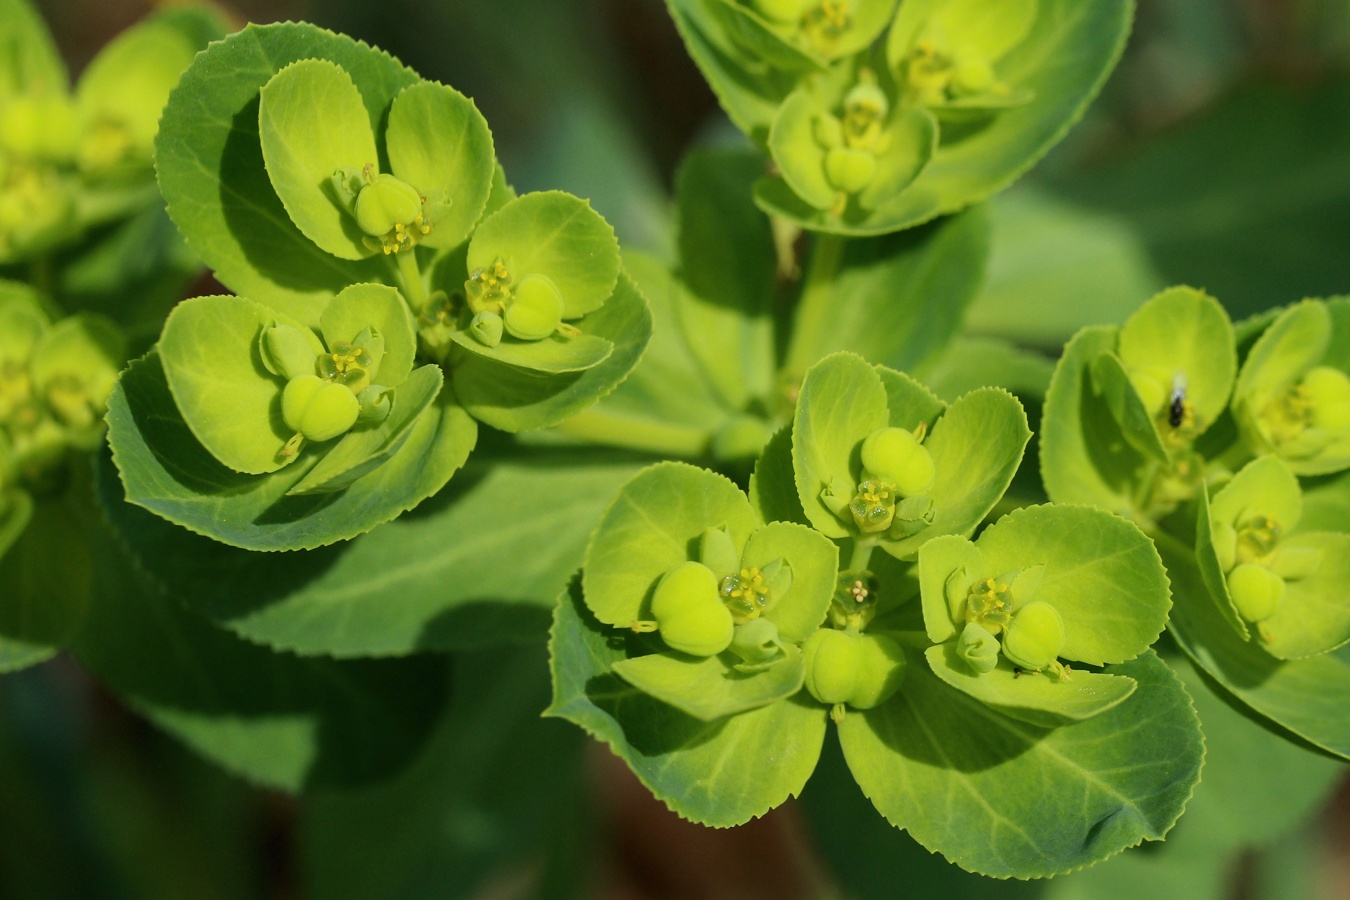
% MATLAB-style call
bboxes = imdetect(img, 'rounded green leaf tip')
[803,628,906,714]
[1227,563,1284,624]
[825,147,877,194]
[355,173,426,240]
[1001,601,1065,671]
[861,426,935,496]
[281,374,360,443]
[504,274,563,341]
[957,621,1000,674]
[651,561,735,657]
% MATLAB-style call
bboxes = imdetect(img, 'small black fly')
[1168,374,1187,428]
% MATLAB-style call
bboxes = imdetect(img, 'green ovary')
[281,374,360,444]
[503,274,564,341]
[1258,366,1350,458]
[1001,601,1065,672]
[803,628,906,719]
[1227,563,1284,624]
[354,171,430,255]
[650,561,735,657]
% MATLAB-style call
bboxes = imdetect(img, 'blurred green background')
[7,0,1350,897]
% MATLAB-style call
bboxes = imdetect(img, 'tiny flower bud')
[957,621,1000,674]
[860,426,935,496]
[469,310,504,347]
[650,561,735,657]
[1227,563,1284,623]
[825,146,877,194]
[1001,601,1065,672]
[730,617,785,667]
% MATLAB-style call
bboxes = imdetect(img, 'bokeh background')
[5,0,1350,896]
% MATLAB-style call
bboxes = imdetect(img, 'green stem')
[847,536,877,572]
[784,233,846,376]
[393,250,428,312]
[551,410,711,458]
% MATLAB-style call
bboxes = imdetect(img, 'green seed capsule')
[354,173,424,238]
[1227,563,1284,623]
[860,426,935,496]
[281,374,360,442]
[651,561,735,657]
[1001,601,1065,671]
[803,629,906,712]
[1303,366,1350,433]
[824,147,877,194]
[504,274,564,341]
[957,622,1000,674]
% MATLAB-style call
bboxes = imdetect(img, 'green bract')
[1232,299,1350,475]
[1195,454,1350,659]
[917,504,1168,724]
[791,351,1029,556]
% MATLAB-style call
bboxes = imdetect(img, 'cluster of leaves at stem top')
[666,0,1132,235]
[550,350,1201,880]
[108,22,652,551]
[1041,288,1350,760]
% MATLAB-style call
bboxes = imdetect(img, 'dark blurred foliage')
[14,0,1350,897]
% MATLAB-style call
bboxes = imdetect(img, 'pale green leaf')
[319,282,418,389]
[612,644,805,721]
[744,521,839,643]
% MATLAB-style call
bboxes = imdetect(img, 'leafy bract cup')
[1195,455,1350,659]
[0,0,222,262]
[1041,286,1237,524]
[791,352,1029,558]
[582,462,838,721]
[1232,299,1350,476]
[917,504,1170,726]
[741,0,1133,235]
[713,0,898,69]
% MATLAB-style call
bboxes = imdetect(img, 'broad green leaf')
[259,59,380,261]
[320,283,418,389]
[791,352,890,538]
[74,10,215,161]
[69,480,447,792]
[1041,326,1148,518]
[663,0,802,141]
[1302,467,1350,533]
[569,251,729,457]
[675,147,777,409]
[1164,544,1350,760]
[0,634,52,673]
[784,209,990,378]
[548,579,828,827]
[1116,286,1235,434]
[302,646,587,900]
[156,295,290,475]
[839,649,1202,878]
[925,644,1136,727]
[966,187,1162,348]
[1089,351,1169,462]
[452,269,651,432]
[156,22,419,323]
[582,462,757,628]
[889,387,1030,558]
[0,492,88,647]
[922,336,1055,403]
[749,426,809,527]
[466,191,619,319]
[107,352,477,551]
[744,521,839,643]
[976,504,1170,665]
[612,644,805,721]
[0,0,66,101]
[877,366,947,433]
[103,445,642,657]
[448,328,613,375]
[757,0,1133,235]
[287,364,442,496]
[1261,532,1350,659]
[385,80,495,251]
